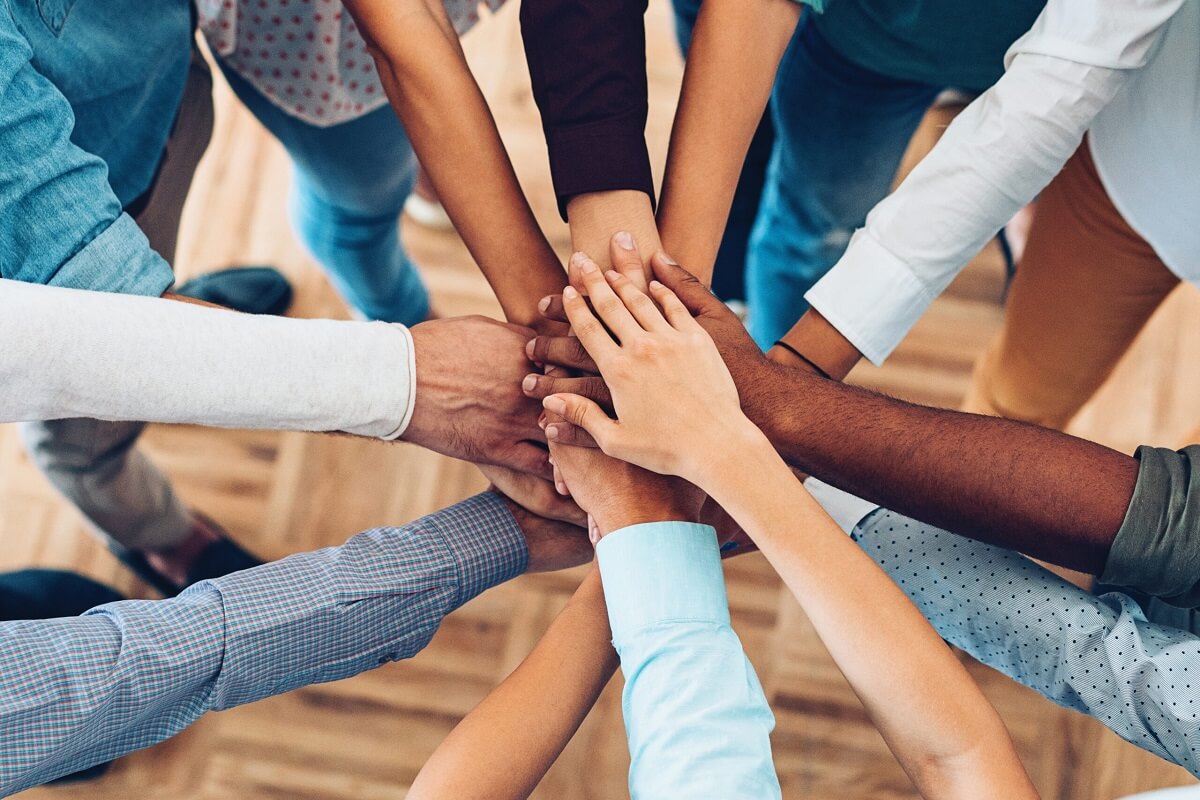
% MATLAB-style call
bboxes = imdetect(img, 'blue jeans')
[221,65,429,325]
[745,19,941,346]
[671,0,775,304]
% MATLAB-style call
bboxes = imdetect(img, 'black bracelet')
[772,340,832,380]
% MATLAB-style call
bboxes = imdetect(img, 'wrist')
[690,424,778,499]
[592,495,695,539]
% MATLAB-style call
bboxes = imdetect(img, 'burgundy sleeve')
[520,0,655,219]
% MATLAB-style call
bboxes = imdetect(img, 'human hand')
[543,409,701,540]
[405,316,550,477]
[478,462,586,527]
[491,488,592,572]
[540,251,767,489]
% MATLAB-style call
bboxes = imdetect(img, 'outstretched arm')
[657,0,802,280]
[407,569,617,800]
[342,0,564,327]
[539,263,1036,798]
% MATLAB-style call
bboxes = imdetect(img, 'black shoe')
[174,266,293,316]
[0,569,125,784]
[0,568,124,621]
[109,512,264,598]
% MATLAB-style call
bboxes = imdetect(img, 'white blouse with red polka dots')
[198,0,506,127]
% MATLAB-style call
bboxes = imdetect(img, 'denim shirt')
[0,0,189,294]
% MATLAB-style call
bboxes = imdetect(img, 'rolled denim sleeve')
[0,492,526,795]
[1100,445,1200,608]
[0,9,172,296]
[598,522,781,799]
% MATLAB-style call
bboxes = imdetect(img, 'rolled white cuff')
[803,229,937,366]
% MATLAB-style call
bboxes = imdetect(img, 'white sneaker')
[404,193,455,232]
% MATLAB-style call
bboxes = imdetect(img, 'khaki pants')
[19,50,215,551]
[963,140,1183,433]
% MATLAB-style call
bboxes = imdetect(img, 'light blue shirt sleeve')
[597,522,781,800]
[0,8,172,296]
[0,492,527,795]
[852,507,1200,778]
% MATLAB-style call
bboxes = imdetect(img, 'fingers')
[523,373,612,412]
[561,283,620,364]
[568,252,643,342]
[526,336,597,373]
[605,271,670,333]
[647,280,699,331]
[649,252,726,318]
[537,294,569,325]
[509,441,554,481]
[542,393,620,452]
[609,231,650,291]
[545,419,598,448]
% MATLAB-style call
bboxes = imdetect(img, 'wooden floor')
[8,2,1200,797]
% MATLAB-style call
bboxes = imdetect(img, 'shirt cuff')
[597,522,727,638]
[803,478,880,535]
[376,324,417,441]
[1100,445,1200,606]
[426,491,529,607]
[46,213,174,297]
[803,228,937,366]
[547,123,656,221]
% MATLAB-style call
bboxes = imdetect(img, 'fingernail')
[556,481,568,495]
[649,280,664,290]
[563,286,579,300]
[589,525,600,545]
[615,231,635,250]
[604,270,620,283]
[538,296,551,313]
[543,396,566,414]
[657,252,678,265]
[522,375,538,393]
[573,252,598,274]
[526,339,536,359]
[545,424,559,440]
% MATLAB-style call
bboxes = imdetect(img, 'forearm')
[657,0,801,281]
[746,363,1137,573]
[0,279,412,438]
[408,569,616,800]
[707,452,1032,798]
[0,493,527,794]
[598,522,781,798]
[521,0,654,218]
[853,506,1200,779]
[346,0,565,326]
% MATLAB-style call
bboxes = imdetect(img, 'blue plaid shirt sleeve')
[0,492,526,796]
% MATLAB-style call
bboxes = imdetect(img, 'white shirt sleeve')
[0,279,415,439]
[804,0,1184,366]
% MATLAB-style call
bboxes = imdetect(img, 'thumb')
[649,253,723,317]
[543,394,619,451]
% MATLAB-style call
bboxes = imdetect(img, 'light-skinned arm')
[341,0,564,328]
[538,257,1039,799]
[656,0,802,281]
[407,568,618,800]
